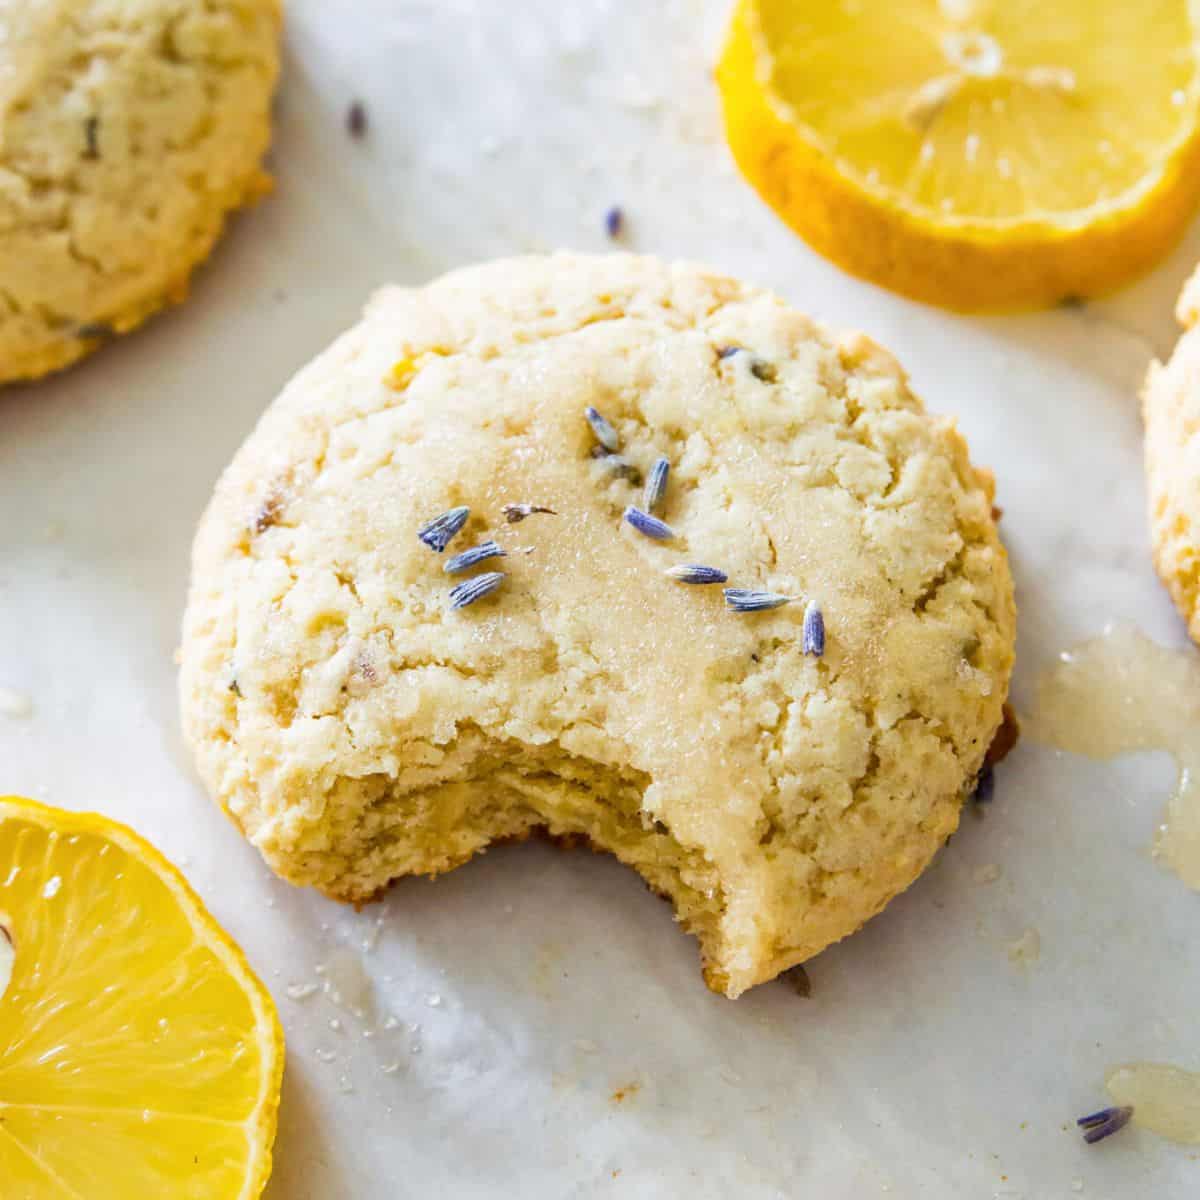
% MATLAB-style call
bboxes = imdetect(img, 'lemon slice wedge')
[717,0,1200,309]
[0,796,284,1199]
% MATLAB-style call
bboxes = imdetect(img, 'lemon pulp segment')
[0,797,283,1200]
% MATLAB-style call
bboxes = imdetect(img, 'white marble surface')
[3,2,1200,1196]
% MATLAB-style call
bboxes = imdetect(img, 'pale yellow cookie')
[1145,265,1200,643]
[0,0,281,385]
[180,254,1016,998]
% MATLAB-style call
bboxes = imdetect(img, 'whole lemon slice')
[0,797,283,1199]
[717,0,1200,310]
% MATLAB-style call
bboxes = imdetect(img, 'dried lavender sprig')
[502,503,556,523]
[448,571,505,610]
[585,405,620,452]
[802,600,825,657]
[724,588,794,612]
[623,507,674,540]
[443,540,506,574]
[605,206,623,238]
[644,456,670,513]
[418,506,469,553]
[717,344,742,359]
[1077,1106,1134,1145]
[665,564,727,585]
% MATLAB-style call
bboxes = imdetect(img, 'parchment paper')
[2,2,1198,1195]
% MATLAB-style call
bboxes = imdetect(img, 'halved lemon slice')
[0,796,284,1199]
[717,0,1200,310]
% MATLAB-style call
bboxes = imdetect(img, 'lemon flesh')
[718,0,1200,309]
[0,797,283,1200]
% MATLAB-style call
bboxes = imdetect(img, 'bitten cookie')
[0,0,281,385]
[180,254,1016,998]
[1145,266,1200,643]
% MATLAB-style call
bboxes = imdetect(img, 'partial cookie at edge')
[1144,263,1200,643]
[0,0,282,384]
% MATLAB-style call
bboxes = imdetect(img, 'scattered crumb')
[1007,927,1041,967]
[610,1081,640,1105]
[973,863,1003,885]
[0,688,33,720]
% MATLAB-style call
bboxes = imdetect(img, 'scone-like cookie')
[180,254,1016,997]
[1145,265,1200,643]
[0,0,281,385]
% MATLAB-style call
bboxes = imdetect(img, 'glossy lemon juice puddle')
[1030,625,1200,888]
[1031,626,1200,1143]
[1106,1063,1200,1145]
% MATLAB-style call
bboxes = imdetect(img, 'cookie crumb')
[0,688,33,720]
[1006,927,1041,967]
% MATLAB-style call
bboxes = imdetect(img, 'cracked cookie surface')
[180,253,1016,997]
[1145,265,1200,645]
[0,0,281,384]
